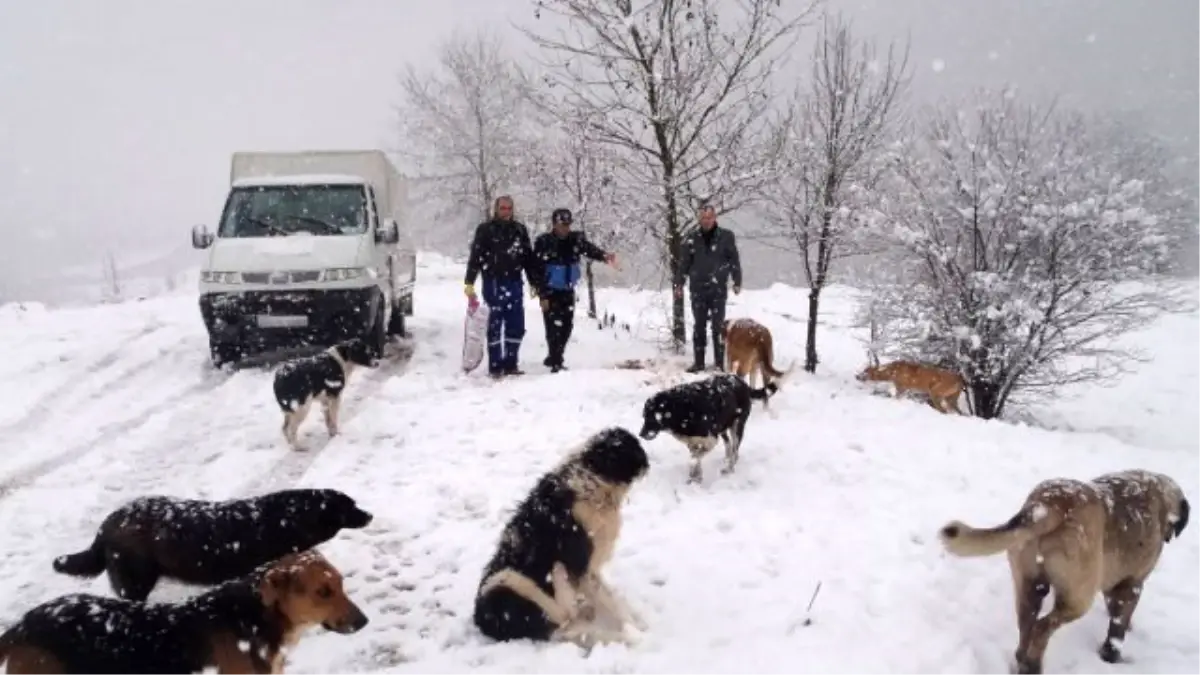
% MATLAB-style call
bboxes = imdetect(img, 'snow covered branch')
[521,0,820,347]
[755,14,909,372]
[393,29,545,247]
[866,90,1191,419]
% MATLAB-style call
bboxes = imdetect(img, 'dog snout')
[639,427,658,441]
[347,507,374,528]
[324,600,369,634]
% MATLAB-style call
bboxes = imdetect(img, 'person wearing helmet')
[533,208,616,373]
[464,195,543,378]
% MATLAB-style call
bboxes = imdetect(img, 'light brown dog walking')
[939,469,1190,674]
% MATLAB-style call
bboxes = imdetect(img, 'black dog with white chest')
[640,373,778,484]
[474,427,651,648]
[52,488,373,602]
[273,338,378,449]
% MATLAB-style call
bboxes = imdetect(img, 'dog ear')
[259,566,292,607]
[1171,497,1190,541]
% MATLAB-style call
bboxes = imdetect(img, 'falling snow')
[0,252,1193,673]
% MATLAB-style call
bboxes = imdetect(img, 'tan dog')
[0,549,367,674]
[723,318,791,404]
[856,359,966,414]
[939,470,1190,674]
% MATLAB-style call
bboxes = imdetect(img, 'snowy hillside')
[0,253,1195,674]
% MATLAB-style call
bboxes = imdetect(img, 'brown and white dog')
[939,469,1190,674]
[723,318,791,406]
[0,550,367,674]
[856,359,966,415]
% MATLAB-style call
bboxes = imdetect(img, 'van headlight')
[200,271,242,284]
[321,267,371,281]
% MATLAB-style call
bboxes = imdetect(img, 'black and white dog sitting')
[273,338,378,449]
[639,373,778,484]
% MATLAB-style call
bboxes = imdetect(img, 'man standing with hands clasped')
[533,208,617,373]
[674,204,742,373]
[464,195,543,379]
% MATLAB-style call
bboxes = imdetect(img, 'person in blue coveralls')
[533,207,617,373]
[464,195,543,379]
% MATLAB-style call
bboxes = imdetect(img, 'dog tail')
[939,504,1063,558]
[761,338,787,379]
[53,537,107,577]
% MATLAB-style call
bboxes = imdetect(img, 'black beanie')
[552,208,573,225]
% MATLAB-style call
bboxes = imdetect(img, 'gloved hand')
[540,298,550,312]
[464,283,476,298]
[528,285,539,299]
[733,285,741,295]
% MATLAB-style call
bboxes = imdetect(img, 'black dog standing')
[533,208,616,373]
[674,204,742,373]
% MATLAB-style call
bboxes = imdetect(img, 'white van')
[191,150,416,367]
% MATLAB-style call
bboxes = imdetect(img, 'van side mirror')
[191,224,214,249]
[376,218,399,245]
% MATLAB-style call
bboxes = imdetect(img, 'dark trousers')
[541,289,576,368]
[482,276,525,373]
[690,289,727,368]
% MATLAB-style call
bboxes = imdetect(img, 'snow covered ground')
[0,253,1195,674]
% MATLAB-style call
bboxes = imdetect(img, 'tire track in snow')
[0,367,232,501]
[0,323,165,439]
[235,338,417,497]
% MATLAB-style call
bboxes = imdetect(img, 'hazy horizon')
[2,0,1196,303]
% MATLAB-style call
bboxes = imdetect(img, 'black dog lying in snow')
[52,488,373,602]
[273,338,379,449]
[3,550,366,674]
[640,373,779,484]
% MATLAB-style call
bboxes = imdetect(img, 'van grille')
[241,270,322,284]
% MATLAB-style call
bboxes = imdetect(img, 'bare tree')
[759,14,908,373]
[521,0,819,349]
[101,250,121,303]
[524,108,638,317]
[394,29,543,248]
[869,90,1188,419]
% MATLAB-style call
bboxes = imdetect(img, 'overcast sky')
[1,0,1196,299]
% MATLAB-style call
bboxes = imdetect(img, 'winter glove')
[733,285,741,295]
[540,298,550,312]
[464,283,476,298]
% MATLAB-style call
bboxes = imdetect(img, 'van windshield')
[218,184,368,238]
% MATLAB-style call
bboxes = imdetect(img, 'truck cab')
[192,151,416,367]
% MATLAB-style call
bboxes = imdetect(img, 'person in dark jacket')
[673,204,742,373]
[464,195,543,378]
[533,208,616,373]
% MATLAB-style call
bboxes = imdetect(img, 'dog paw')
[1099,641,1122,664]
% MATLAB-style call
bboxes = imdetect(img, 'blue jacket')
[533,230,609,292]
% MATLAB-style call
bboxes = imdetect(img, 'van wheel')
[209,339,240,368]
[386,291,407,337]
[367,307,387,359]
